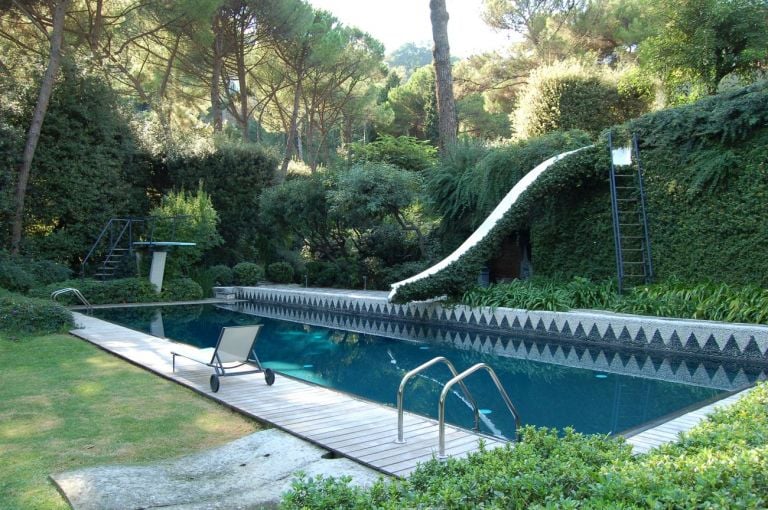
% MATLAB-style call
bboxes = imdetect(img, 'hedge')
[0,292,74,335]
[395,81,768,302]
[282,382,768,509]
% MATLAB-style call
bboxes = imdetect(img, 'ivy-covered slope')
[393,81,768,303]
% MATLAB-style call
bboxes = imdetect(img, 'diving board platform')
[70,313,508,478]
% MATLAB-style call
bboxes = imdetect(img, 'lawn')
[0,332,261,510]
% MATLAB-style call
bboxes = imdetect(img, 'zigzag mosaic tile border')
[215,286,768,390]
[227,286,768,363]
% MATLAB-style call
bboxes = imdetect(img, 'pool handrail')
[438,363,521,458]
[395,356,479,443]
[51,287,92,311]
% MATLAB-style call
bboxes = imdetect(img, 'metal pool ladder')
[395,357,522,459]
[51,288,92,311]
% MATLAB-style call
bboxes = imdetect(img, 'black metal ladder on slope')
[608,131,654,294]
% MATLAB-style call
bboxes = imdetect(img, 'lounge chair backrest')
[212,325,262,363]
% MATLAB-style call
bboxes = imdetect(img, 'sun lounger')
[171,325,275,392]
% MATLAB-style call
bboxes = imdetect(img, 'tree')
[640,0,768,103]
[429,0,457,151]
[386,43,433,78]
[482,0,585,59]
[10,0,69,254]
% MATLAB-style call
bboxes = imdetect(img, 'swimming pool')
[92,303,738,440]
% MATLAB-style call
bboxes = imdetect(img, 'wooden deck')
[70,313,508,478]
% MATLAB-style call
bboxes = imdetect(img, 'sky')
[308,0,516,58]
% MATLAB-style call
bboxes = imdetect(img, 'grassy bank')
[0,333,260,510]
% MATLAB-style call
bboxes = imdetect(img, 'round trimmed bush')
[207,264,234,286]
[266,262,295,283]
[233,262,264,286]
[162,278,204,301]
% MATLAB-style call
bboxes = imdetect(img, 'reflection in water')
[91,304,759,440]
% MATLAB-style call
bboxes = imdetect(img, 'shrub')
[266,262,294,283]
[167,142,277,265]
[207,264,234,286]
[30,278,158,305]
[347,134,438,171]
[0,262,38,292]
[282,383,768,509]
[233,262,264,286]
[28,259,73,284]
[512,61,651,139]
[161,278,203,301]
[305,260,358,288]
[0,293,74,334]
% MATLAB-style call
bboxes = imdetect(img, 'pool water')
[92,304,729,440]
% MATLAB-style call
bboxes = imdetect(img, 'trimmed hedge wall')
[394,81,768,302]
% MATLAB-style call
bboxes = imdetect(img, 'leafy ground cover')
[0,333,260,510]
[282,382,768,509]
[460,277,768,325]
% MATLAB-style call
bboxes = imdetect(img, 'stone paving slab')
[52,429,384,510]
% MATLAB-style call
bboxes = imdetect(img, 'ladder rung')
[622,262,645,265]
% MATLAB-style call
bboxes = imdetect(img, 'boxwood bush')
[207,264,234,286]
[0,292,74,334]
[161,278,203,301]
[266,262,294,283]
[233,262,264,286]
[282,383,768,509]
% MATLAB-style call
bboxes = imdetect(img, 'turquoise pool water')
[92,304,730,440]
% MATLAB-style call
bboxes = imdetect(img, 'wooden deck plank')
[71,311,513,478]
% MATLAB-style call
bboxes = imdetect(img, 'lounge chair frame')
[171,325,275,392]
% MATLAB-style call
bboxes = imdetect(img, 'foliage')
[380,66,439,143]
[0,333,258,509]
[207,264,234,286]
[0,292,73,334]
[0,254,73,292]
[0,261,38,292]
[266,262,295,284]
[30,278,159,305]
[282,383,768,509]
[640,0,768,102]
[167,141,277,265]
[233,262,264,286]
[149,184,223,276]
[397,82,768,302]
[161,277,203,301]
[1,68,151,264]
[305,259,359,288]
[347,135,437,172]
[512,61,652,139]
[461,277,768,324]
[426,131,592,250]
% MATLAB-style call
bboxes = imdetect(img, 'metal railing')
[81,215,191,278]
[438,363,521,459]
[395,356,480,443]
[51,288,92,311]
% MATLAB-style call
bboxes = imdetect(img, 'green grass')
[0,333,261,510]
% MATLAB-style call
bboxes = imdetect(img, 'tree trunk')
[10,0,69,254]
[210,11,224,133]
[279,70,303,181]
[237,50,249,141]
[429,0,457,152]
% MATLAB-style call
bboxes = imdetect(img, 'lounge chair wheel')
[210,374,220,393]
[264,368,275,386]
